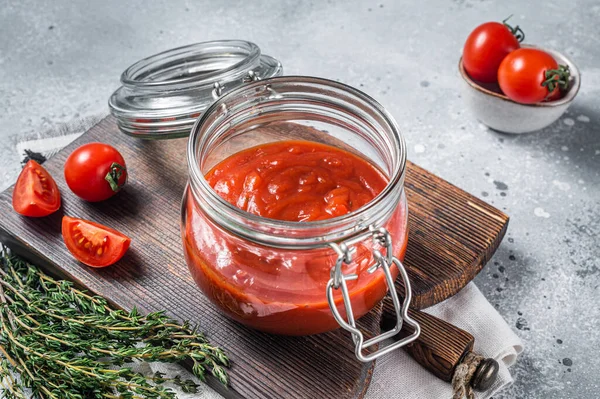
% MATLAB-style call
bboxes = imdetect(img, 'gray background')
[1,0,598,397]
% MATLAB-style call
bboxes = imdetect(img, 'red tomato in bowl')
[62,216,131,267]
[498,48,570,104]
[463,21,522,83]
[12,160,61,217]
[64,143,127,202]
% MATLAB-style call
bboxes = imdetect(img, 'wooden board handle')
[382,307,498,391]
[403,308,473,381]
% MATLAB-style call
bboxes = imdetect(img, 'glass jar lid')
[108,40,283,139]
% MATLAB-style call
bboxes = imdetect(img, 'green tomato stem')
[542,65,571,92]
[503,15,525,43]
[104,162,127,192]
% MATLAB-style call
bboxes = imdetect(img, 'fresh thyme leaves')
[0,251,229,398]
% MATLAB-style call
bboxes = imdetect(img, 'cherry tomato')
[12,160,61,217]
[463,21,521,83]
[64,143,127,202]
[498,48,569,104]
[62,216,131,267]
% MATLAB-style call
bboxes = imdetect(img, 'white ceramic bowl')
[459,46,581,134]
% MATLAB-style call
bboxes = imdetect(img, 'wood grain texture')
[402,164,508,309]
[382,306,475,382]
[0,116,508,398]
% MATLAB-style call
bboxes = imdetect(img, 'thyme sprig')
[0,251,229,398]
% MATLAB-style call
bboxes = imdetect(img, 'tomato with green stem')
[64,143,128,202]
[498,48,570,104]
[462,16,524,83]
[62,216,131,267]
[12,160,61,217]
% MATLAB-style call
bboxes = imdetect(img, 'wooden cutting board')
[0,116,508,399]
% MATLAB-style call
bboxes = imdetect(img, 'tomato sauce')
[205,140,388,221]
[183,140,408,335]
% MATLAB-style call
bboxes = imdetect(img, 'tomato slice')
[62,216,131,267]
[12,160,61,217]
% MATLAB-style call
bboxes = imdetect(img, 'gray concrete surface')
[1,0,599,397]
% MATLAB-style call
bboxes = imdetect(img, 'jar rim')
[187,76,407,248]
[120,40,261,89]
[108,40,283,139]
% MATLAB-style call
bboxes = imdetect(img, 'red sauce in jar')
[183,140,407,335]
[206,140,388,221]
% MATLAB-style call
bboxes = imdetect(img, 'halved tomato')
[62,216,131,267]
[12,160,61,217]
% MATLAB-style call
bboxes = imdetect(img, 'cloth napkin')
[5,117,523,399]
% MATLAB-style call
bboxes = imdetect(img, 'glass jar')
[182,76,419,360]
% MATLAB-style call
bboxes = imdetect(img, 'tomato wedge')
[62,216,131,267]
[12,160,61,217]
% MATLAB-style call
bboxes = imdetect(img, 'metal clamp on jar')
[328,227,420,362]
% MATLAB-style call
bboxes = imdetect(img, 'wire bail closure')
[212,70,261,100]
[326,226,420,362]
